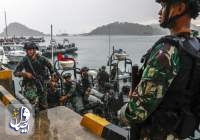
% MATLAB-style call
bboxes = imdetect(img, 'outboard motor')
[88,94,103,104]
[90,88,104,99]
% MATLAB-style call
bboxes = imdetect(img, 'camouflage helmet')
[63,73,72,79]
[81,67,89,72]
[156,0,194,3]
[156,0,200,28]
[24,42,38,50]
[156,0,180,3]
[156,0,200,19]
[101,65,106,70]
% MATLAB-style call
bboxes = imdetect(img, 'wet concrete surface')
[0,104,103,140]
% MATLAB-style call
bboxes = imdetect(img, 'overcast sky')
[0,0,199,34]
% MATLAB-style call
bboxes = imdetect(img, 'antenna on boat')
[108,24,111,59]
[4,11,8,38]
[108,24,111,75]
[50,24,54,64]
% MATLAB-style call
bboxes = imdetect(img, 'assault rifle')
[26,56,44,92]
[32,75,44,92]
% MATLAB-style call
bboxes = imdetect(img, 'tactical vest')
[21,56,50,83]
[144,35,200,139]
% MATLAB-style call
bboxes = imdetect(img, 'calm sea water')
[12,35,160,99]
[45,35,160,68]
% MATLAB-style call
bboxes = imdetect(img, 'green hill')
[87,22,167,35]
[0,22,44,37]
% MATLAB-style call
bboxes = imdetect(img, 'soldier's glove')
[117,103,129,125]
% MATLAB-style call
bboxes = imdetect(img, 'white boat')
[2,42,23,55]
[7,49,26,63]
[59,60,75,69]
[1,42,25,63]
[7,49,42,64]
[0,46,10,65]
[56,52,76,69]
[2,42,42,63]
[113,49,128,60]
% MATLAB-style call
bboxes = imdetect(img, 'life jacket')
[140,35,200,139]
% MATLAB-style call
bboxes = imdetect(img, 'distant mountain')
[150,24,200,34]
[87,22,168,36]
[150,24,169,35]
[0,22,44,37]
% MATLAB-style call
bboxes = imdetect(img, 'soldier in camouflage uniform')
[118,0,200,139]
[63,73,84,113]
[14,42,55,111]
[97,66,109,92]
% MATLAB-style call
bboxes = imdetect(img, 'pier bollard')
[81,113,129,140]
[0,85,22,112]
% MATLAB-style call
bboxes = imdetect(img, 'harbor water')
[49,35,160,68]
[12,35,160,93]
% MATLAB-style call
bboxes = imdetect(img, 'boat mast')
[108,24,111,76]
[4,11,8,38]
[51,24,54,64]
[108,25,111,59]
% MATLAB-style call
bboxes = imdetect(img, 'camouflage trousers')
[72,96,84,113]
[23,85,48,112]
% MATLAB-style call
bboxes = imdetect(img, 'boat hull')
[7,55,24,64]
[42,47,78,56]
[0,56,10,65]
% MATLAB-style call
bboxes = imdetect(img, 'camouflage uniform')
[119,41,181,139]
[14,54,54,111]
[125,42,180,122]
[97,67,109,92]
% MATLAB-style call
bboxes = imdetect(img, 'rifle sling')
[26,56,44,91]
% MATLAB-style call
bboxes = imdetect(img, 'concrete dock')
[0,104,103,140]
